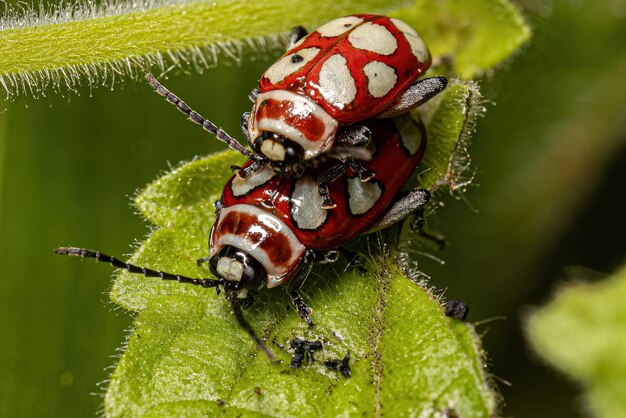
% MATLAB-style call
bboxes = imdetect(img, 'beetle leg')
[347,159,376,182]
[196,255,211,266]
[248,89,259,102]
[318,159,376,208]
[230,161,267,179]
[314,249,339,264]
[367,188,431,233]
[289,26,308,48]
[229,297,275,362]
[287,250,316,326]
[335,125,371,147]
[230,165,247,178]
[377,76,448,118]
[338,247,367,275]
[314,247,365,273]
[410,207,446,250]
[213,199,224,217]
[317,162,351,209]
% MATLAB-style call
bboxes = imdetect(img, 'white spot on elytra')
[390,18,429,62]
[291,176,327,229]
[393,115,423,155]
[264,47,320,84]
[348,22,397,55]
[318,54,357,106]
[316,16,363,37]
[363,61,397,98]
[347,178,382,215]
[390,18,418,37]
[405,33,429,62]
[231,165,276,196]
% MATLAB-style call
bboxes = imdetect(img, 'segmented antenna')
[146,74,263,162]
[56,247,276,361]
[230,299,276,362]
[55,247,221,288]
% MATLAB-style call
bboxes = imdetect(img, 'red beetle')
[57,114,431,361]
[147,15,446,171]
[250,14,446,165]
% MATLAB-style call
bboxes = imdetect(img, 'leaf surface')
[0,0,405,99]
[0,0,530,99]
[107,82,496,417]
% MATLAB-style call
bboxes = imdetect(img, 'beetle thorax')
[210,204,307,288]
[248,90,338,163]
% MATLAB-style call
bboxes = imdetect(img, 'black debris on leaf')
[290,338,323,368]
[291,351,305,368]
[445,299,470,321]
[442,407,460,418]
[324,351,351,378]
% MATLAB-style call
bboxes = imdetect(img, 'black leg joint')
[289,290,314,326]
[339,247,367,275]
[410,207,446,250]
[289,26,308,48]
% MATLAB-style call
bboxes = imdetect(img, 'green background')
[1,0,625,416]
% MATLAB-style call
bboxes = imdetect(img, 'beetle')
[57,113,431,361]
[146,15,446,179]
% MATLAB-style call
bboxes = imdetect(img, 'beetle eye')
[282,143,304,165]
[241,262,258,284]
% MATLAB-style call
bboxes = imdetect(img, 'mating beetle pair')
[57,15,447,361]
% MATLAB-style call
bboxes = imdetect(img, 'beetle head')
[247,90,338,165]
[208,245,266,306]
[251,131,305,167]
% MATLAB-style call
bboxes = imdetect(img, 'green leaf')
[527,265,626,418]
[0,0,406,100]
[394,0,531,78]
[0,0,529,100]
[416,81,482,193]
[107,81,496,416]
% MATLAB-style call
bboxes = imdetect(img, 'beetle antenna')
[230,298,276,362]
[55,247,223,288]
[146,74,264,163]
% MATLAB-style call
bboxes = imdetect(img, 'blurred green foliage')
[528,264,626,418]
[0,0,625,417]
[423,0,626,415]
[397,0,531,78]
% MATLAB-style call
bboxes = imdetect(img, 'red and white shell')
[248,14,432,160]
[212,114,426,288]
